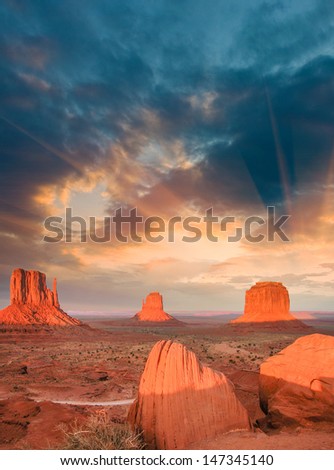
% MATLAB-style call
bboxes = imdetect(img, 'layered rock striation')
[128,340,251,449]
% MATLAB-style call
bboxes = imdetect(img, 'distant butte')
[231,282,308,329]
[0,268,80,326]
[132,292,182,324]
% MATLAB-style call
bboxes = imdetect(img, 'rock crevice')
[259,333,334,425]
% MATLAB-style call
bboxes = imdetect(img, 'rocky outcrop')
[231,282,305,327]
[10,269,59,307]
[133,292,181,323]
[128,340,251,449]
[0,269,80,326]
[259,334,334,425]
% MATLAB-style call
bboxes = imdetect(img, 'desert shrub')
[59,414,145,450]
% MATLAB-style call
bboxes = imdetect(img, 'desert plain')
[1,309,333,449]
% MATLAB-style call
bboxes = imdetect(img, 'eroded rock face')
[134,292,178,322]
[128,340,251,449]
[232,282,297,323]
[259,334,334,425]
[10,269,59,307]
[0,269,80,326]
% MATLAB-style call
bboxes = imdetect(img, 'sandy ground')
[0,318,333,449]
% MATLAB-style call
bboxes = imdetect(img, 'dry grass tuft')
[58,413,145,450]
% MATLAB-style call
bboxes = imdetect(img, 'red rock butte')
[133,292,180,323]
[128,340,251,449]
[0,268,80,326]
[232,281,298,323]
[259,334,334,424]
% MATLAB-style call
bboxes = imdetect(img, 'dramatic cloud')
[0,0,333,311]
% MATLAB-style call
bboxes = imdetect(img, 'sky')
[0,0,333,313]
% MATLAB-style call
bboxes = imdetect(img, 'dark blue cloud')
[0,0,333,224]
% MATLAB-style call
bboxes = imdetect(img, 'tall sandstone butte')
[259,334,334,425]
[128,340,251,449]
[0,268,80,326]
[232,281,301,324]
[133,292,180,323]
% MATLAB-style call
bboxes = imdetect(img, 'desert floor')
[0,316,333,450]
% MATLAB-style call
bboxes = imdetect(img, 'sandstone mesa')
[0,268,80,326]
[128,340,251,449]
[232,281,305,326]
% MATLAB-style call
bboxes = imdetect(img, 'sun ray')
[0,115,83,173]
[265,87,292,215]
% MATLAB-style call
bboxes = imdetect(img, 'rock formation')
[232,282,304,327]
[0,268,80,326]
[133,292,181,323]
[259,334,334,425]
[128,340,251,449]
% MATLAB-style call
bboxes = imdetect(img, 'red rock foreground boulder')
[128,340,251,449]
[0,269,80,326]
[232,282,305,327]
[259,334,334,425]
[133,292,181,323]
